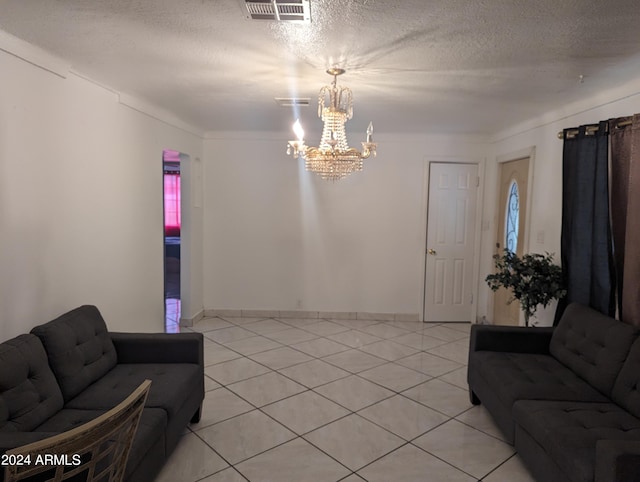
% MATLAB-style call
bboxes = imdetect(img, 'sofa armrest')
[470,324,554,355]
[595,439,640,482]
[110,332,203,366]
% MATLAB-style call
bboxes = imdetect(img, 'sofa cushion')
[31,305,117,402]
[612,337,640,419]
[64,363,200,420]
[124,408,167,479]
[473,351,608,409]
[513,400,640,482]
[35,408,106,432]
[0,334,63,432]
[550,303,638,397]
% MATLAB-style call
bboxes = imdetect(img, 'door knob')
[428,248,437,256]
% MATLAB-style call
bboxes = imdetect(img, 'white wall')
[178,153,204,323]
[202,132,489,317]
[6,32,639,334]
[0,43,203,341]
[479,77,640,326]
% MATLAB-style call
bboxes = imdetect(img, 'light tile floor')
[157,315,536,482]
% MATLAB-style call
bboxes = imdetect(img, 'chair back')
[4,379,151,482]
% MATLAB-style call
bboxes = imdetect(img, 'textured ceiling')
[2,0,640,135]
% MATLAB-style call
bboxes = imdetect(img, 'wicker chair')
[4,380,151,482]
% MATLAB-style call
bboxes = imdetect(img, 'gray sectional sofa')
[468,302,640,482]
[0,305,204,482]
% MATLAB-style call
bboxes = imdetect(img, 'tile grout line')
[185,317,510,482]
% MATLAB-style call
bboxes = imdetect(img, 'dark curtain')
[555,121,615,323]
[609,115,640,326]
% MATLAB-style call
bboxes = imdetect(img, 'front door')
[492,157,530,325]
[424,163,479,322]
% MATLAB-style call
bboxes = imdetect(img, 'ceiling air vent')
[275,98,311,107]
[243,0,311,22]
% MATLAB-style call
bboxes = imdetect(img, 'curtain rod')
[557,119,632,139]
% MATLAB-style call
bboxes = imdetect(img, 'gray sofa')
[0,305,204,482]
[468,302,640,482]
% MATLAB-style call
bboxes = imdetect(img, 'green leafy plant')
[485,250,566,326]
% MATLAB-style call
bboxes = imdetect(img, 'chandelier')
[287,68,377,181]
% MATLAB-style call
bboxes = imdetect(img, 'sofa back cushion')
[612,337,640,418]
[31,305,117,402]
[0,334,63,432]
[550,303,638,397]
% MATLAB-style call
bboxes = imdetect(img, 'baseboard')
[202,309,420,322]
[204,309,243,318]
[180,309,204,327]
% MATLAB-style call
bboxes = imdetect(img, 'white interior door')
[424,163,479,322]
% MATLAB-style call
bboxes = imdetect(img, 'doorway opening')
[163,149,181,332]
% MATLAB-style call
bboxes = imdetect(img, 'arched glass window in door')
[505,180,519,253]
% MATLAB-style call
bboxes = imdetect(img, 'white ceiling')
[2,0,640,136]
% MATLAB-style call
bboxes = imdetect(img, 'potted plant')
[485,250,566,326]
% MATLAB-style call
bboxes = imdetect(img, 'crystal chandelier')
[287,68,377,181]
